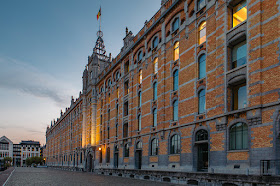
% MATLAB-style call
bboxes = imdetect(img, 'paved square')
[5,167,179,186]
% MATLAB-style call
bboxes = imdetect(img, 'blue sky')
[0,0,161,144]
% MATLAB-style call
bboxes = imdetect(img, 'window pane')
[199,22,206,44]
[232,41,247,69]
[174,42,179,61]
[199,89,206,114]
[154,58,158,74]
[139,70,142,84]
[138,115,141,131]
[233,83,246,110]
[199,54,206,79]
[153,109,157,127]
[153,37,158,48]
[173,70,179,91]
[172,18,179,31]
[233,1,247,28]
[153,82,157,100]
[242,124,248,149]
[198,0,205,9]
[173,100,178,121]
[138,51,142,61]
[138,91,142,107]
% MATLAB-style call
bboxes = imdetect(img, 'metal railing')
[260,160,280,176]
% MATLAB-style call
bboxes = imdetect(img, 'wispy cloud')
[0,57,79,107]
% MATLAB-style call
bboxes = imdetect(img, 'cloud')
[0,57,79,107]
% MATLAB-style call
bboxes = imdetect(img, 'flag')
[97,7,101,20]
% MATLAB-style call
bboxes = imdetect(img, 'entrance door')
[197,143,208,171]
[114,152,119,168]
[135,150,142,169]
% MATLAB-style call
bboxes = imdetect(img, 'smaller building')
[0,136,13,160]
[20,140,41,166]
[13,144,21,166]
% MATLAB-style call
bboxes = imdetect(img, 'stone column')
[82,95,87,148]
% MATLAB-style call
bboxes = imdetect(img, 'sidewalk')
[0,167,14,185]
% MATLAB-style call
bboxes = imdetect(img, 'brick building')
[46,0,280,184]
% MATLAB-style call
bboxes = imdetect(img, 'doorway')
[114,145,119,168]
[195,130,209,172]
[135,141,142,169]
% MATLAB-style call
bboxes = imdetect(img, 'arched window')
[195,130,208,141]
[139,69,143,84]
[170,134,180,154]
[173,70,179,91]
[154,58,158,74]
[138,91,142,107]
[173,100,178,121]
[199,54,206,79]
[229,123,248,150]
[115,71,120,80]
[153,82,157,101]
[151,138,159,156]
[136,141,142,149]
[107,79,112,87]
[174,42,179,61]
[153,108,157,127]
[172,18,179,32]
[199,21,206,45]
[124,144,129,157]
[152,37,159,49]
[138,114,141,131]
[198,89,206,114]
[138,51,143,62]
[106,147,110,163]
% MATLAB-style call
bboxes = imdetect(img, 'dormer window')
[138,51,143,62]
[172,18,179,32]
[152,37,159,49]
[197,0,206,10]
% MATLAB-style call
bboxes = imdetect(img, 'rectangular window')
[232,83,247,110]
[124,101,128,116]
[138,92,142,107]
[124,61,129,74]
[232,40,247,69]
[124,81,129,95]
[233,1,247,28]
[139,70,142,84]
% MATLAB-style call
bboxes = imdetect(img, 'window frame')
[232,0,247,28]
[173,99,179,121]
[170,134,180,154]
[124,143,129,157]
[151,138,159,156]
[198,89,206,114]
[152,36,159,49]
[198,21,206,45]
[229,122,248,150]
[138,114,141,131]
[153,57,158,74]
[153,82,158,101]
[198,54,206,79]
[153,108,157,127]
[172,17,180,32]
[173,41,180,61]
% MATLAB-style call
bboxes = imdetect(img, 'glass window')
[139,69,142,84]
[232,83,247,110]
[153,108,157,127]
[117,87,119,98]
[153,82,157,101]
[138,51,143,62]
[107,79,111,87]
[154,58,158,74]
[173,100,178,121]
[233,1,247,28]
[199,89,206,114]
[115,71,120,80]
[232,40,247,69]
[170,134,180,154]
[199,54,206,79]
[197,0,206,10]
[106,147,110,163]
[174,42,179,61]
[124,101,128,116]
[108,109,110,123]
[138,115,141,131]
[230,122,248,150]
[199,21,206,45]
[151,138,159,156]
[107,127,110,139]
[115,124,118,137]
[195,130,208,141]
[172,18,179,32]
[173,70,179,91]
[124,81,129,95]
[136,141,142,149]
[152,37,159,49]
[125,61,129,74]
[116,104,119,119]
[123,123,128,138]
[138,91,142,107]
[124,144,129,157]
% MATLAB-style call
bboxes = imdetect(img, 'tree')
[4,157,12,168]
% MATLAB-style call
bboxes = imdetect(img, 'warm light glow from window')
[98,147,101,151]
[174,42,179,61]
[117,87,119,98]
[233,1,247,28]
[154,58,158,74]
[199,21,206,45]
[139,69,142,84]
